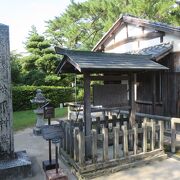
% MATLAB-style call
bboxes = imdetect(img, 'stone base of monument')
[33,127,42,136]
[42,159,59,171]
[0,150,32,180]
[45,168,68,180]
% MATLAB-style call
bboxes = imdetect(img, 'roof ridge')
[122,14,180,31]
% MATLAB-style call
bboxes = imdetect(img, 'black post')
[55,144,58,174]
[49,140,52,163]
[48,117,52,163]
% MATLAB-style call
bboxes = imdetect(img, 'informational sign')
[41,124,64,141]
[43,103,55,119]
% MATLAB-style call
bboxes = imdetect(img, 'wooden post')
[159,121,164,150]
[70,120,74,157]
[104,116,109,129]
[65,123,68,152]
[133,125,138,155]
[152,72,156,114]
[120,114,123,127]
[66,125,70,154]
[91,129,97,163]
[151,119,156,151]
[143,120,147,153]
[129,73,136,128]
[96,117,101,134]
[122,124,128,157]
[78,131,85,166]
[78,118,83,132]
[102,128,108,161]
[112,115,117,127]
[113,126,120,159]
[74,127,79,162]
[68,105,71,120]
[83,73,92,157]
[171,119,176,153]
[62,121,66,150]
[68,125,72,155]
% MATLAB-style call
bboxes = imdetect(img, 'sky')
[0,0,84,53]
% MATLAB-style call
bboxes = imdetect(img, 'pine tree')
[21,26,59,85]
[46,0,179,51]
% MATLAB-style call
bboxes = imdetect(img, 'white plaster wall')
[139,38,161,49]
[115,26,128,40]
[128,24,143,37]
[106,41,139,53]
[144,28,155,34]
[163,34,180,52]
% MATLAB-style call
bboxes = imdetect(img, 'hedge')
[12,86,74,111]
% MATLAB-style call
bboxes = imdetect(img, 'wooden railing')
[59,117,164,173]
[118,110,180,153]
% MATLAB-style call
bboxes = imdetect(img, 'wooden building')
[93,14,180,117]
[55,48,167,178]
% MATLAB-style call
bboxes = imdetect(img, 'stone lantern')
[30,89,48,135]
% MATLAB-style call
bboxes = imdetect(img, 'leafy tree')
[124,0,180,26]
[46,0,125,50]
[21,26,59,85]
[10,51,22,84]
[46,0,180,51]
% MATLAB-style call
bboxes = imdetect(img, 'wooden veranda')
[55,48,168,178]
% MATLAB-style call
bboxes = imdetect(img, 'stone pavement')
[14,122,180,180]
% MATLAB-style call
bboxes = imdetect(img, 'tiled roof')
[55,47,168,74]
[127,42,173,60]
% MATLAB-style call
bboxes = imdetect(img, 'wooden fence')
[59,116,165,176]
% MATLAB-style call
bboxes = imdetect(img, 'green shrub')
[12,86,74,111]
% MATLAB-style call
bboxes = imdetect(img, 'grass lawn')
[13,107,67,131]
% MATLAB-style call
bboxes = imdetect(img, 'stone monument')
[0,23,31,179]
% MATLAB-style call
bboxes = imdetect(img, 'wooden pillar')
[112,115,117,127]
[171,119,176,153]
[78,131,85,166]
[151,119,156,151]
[129,73,136,128]
[122,124,128,157]
[113,126,120,159]
[143,119,147,153]
[96,117,101,134]
[83,73,92,156]
[73,127,79,162]
[68,105,71,120]
[104,116,109,129]
[159,121,164,150]
[91,129,97,163]
[102,128,108,161]
[152,72,156,114]
[133,124,138,155]
[65,123,68,152]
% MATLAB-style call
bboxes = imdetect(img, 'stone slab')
[46,168,68,180]
[0,150,32,180]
